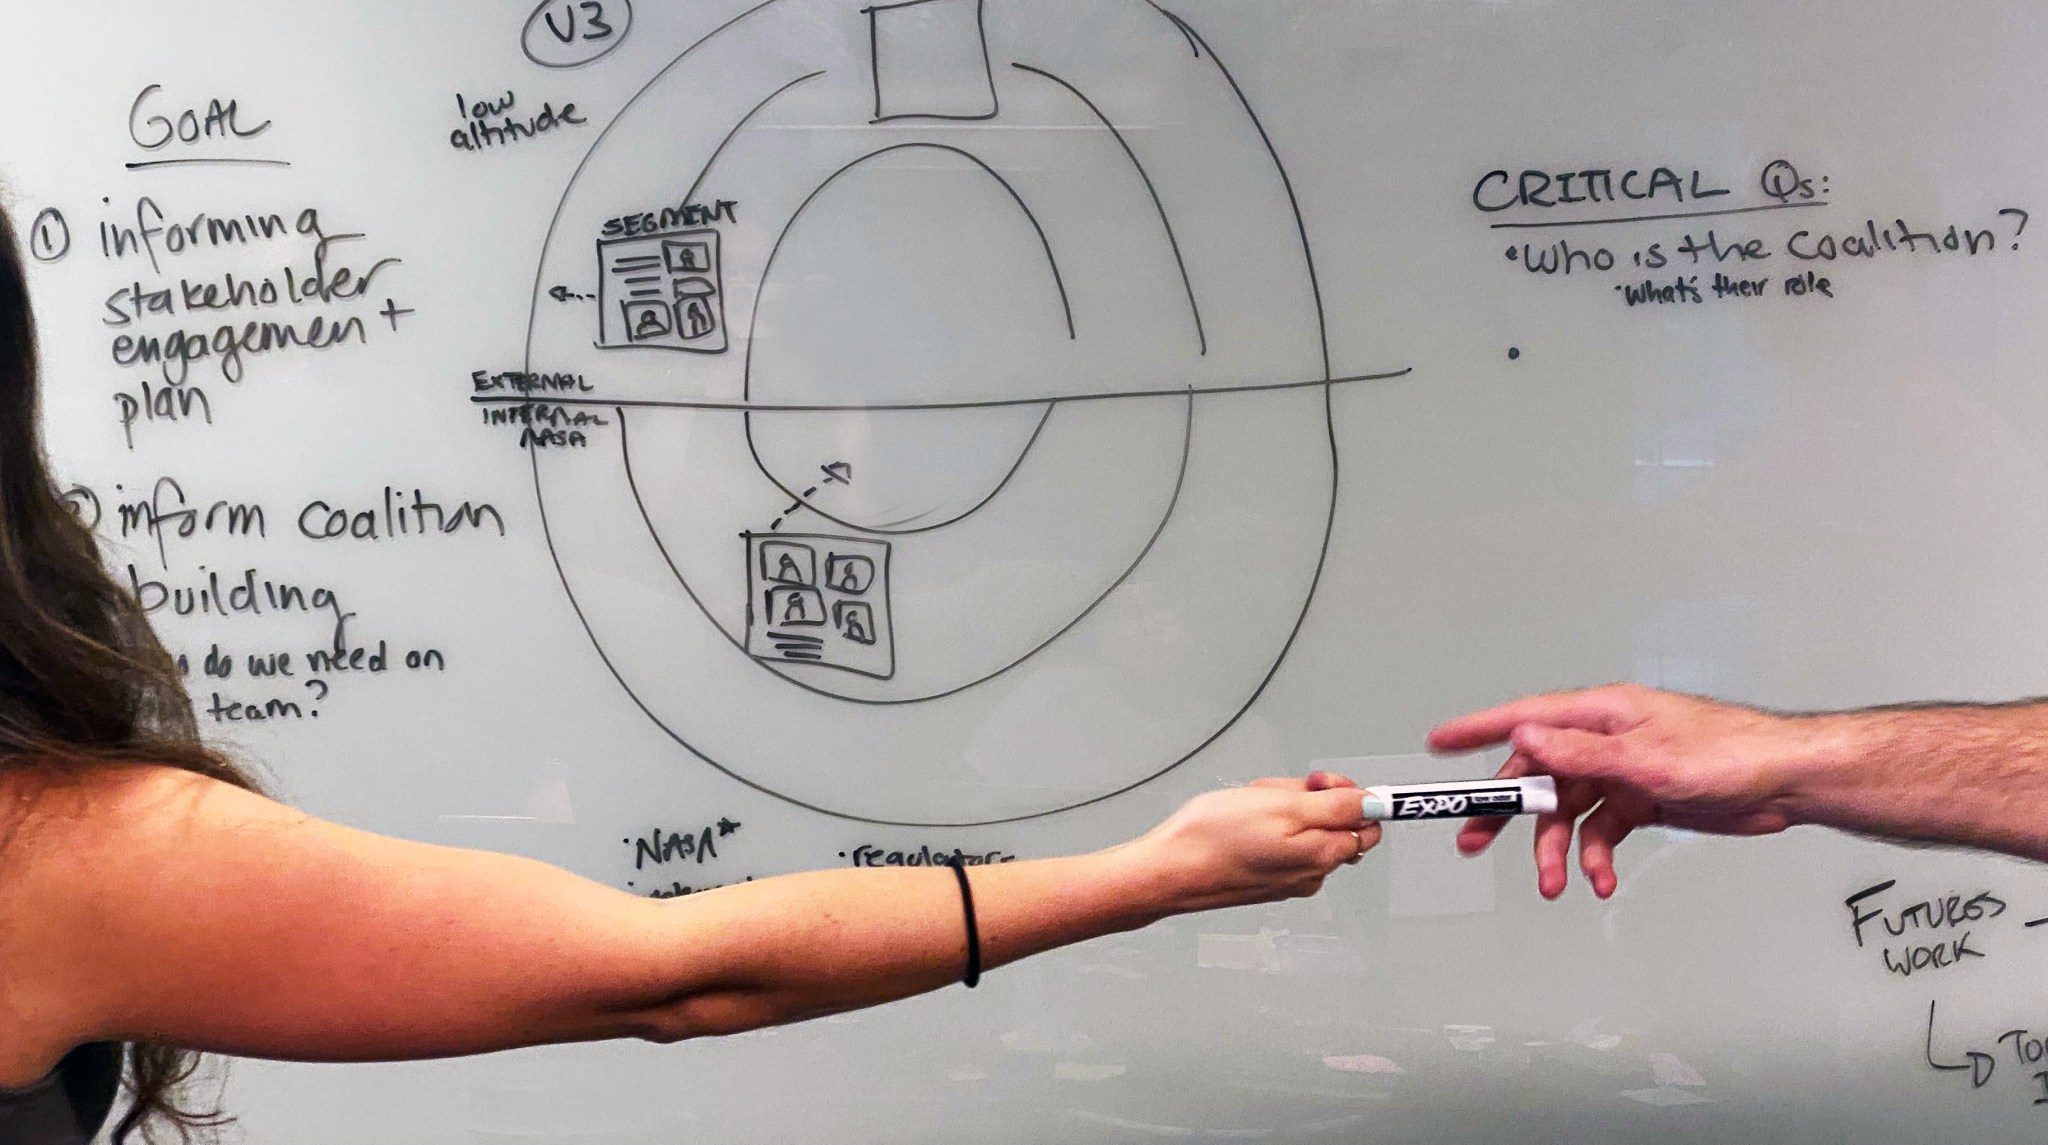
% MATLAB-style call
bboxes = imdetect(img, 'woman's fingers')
[1249,776,1306,791]
[1306,820,1382,877]
[1250,773,1359,793]
[1300,787,1372,830]
[1314,829,1360,871]
[1336,821,1383,862]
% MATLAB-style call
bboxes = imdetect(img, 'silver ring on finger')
[1346,829,1366,865]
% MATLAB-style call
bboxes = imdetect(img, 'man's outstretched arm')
[1424,685,2048,899]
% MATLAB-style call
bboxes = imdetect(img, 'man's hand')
[1426,685,1832,899]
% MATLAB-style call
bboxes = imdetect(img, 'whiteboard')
[6,1,2048,1141]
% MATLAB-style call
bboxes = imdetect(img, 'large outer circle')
[526,0,1338,824]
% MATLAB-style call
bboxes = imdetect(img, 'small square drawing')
[866,0,997,122]
[759,540,817,586]
[834,600,878,645]
[621,299,673,342]
[825,553,875,594]
[665,238,714,274]
[764,585,827,627]
[746,534,895,678]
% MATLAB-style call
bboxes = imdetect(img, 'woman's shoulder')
[3,760,242,824]
[0,763,255,1085]
[0,763,221,857]
[0,763,296,911]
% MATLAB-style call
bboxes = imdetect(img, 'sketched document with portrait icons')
[597,228,727,352]
[746,533,895,679]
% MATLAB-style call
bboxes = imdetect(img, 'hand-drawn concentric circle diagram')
[520,0,1406,825]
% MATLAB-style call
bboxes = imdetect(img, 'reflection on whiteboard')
[519,0,1410,825]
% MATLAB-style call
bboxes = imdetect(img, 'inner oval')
[745,148,1071,534]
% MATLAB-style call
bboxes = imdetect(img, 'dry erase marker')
[1357,776,1557,821]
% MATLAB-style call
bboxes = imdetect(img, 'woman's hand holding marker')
[1115,777,1382,916]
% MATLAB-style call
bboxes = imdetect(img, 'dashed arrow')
[769,487,823,531]
[768,497,804,531]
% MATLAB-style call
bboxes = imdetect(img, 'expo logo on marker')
[1390,789,1522,819]
[1395,794,1471,819]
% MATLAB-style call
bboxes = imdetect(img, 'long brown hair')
[1,203,262,1140]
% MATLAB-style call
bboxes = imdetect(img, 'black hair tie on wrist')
[947,857,982,988]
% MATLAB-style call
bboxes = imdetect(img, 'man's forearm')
[1787,702,2048,861]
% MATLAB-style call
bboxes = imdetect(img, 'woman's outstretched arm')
[0,765,1373,1085]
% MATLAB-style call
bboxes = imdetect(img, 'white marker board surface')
[5,0,2048,1140]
